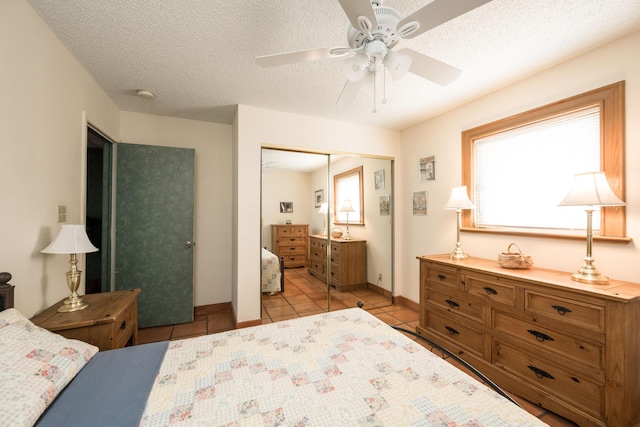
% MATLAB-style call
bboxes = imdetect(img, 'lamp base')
[449,247,469,260]
[57,293,89,312]
[571,268,609,285]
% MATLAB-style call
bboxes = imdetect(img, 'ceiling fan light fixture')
[343,52,370,82]
[385,51,412,80]
[136,89,155,99]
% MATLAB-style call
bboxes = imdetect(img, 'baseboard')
[392,295,419,312]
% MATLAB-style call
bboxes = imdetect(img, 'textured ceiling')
[26,0,640,131]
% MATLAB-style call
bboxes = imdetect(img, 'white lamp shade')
[318,202,328,214]
[558,172,625,207]
[385,51,412,81]
[443,186,475,210]
[340,199,355,213]
[41,224,98,254]
[343,53,369,82]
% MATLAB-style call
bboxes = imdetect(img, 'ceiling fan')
[256,0,491,110]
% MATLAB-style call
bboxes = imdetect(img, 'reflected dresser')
[271,224,309,268]
[309,235,367,291]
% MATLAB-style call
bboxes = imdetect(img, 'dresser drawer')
[277,236,307,247]
[424,311,483,356]
[466,274,516,307]
[424,264,459,290]
[309,257,325,274]
[493,311,603,369]
[115,303,136,348]
[426,287,483,323]
[278,245,307,256]
[329,263,341,282]
[525,291,605,334]
[310,238,327,251]
[493,339,604,420]
[276,226,307,238]
[282,255,306,267]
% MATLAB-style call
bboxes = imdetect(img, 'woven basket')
[498,243,534,269]
[330,227,343,238]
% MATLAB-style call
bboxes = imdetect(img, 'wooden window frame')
[333,166,364,225]
[461,81,626,239]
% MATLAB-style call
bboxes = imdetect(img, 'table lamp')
[318,202,329,237]
[41,224,99,312]
[558,172,625,284]
[444,186,475,260]
[340,199,355,240]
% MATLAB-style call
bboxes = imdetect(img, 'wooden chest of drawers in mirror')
[309,235,366,291]
[417,254,640,427]
[271,224,308,268]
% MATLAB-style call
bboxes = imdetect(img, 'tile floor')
[138,268,577,426]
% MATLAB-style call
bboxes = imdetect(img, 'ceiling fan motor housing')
[347,5,401,51]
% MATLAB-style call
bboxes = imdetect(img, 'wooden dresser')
[271,224,309,268]
[31,289,140,351]
[417,254,640,427]
[309,235,367,291]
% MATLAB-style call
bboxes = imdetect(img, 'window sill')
[461,227,632,244]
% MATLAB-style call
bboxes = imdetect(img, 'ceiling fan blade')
[256,47,348,68]
[336,79,364,106]
[398,0,491,39]
[399,48,462,86]
[337,0,378,34]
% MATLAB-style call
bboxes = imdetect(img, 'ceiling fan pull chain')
[372,58,377,113]
[382,65,388,105]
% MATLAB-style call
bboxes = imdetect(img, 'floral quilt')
[261,248,281,293]
[140,308,546,426]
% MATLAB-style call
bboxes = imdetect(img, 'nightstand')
[31,289,141,351]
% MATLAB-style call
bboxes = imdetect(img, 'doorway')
[85,127,113,294]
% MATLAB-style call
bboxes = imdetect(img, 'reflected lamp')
[318,202,329,237]
[340,199,355,240]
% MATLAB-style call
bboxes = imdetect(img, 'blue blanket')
[36,341,168,427]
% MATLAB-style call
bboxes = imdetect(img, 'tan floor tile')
[286,294,313,305]
[292,302,324,314]
[265,305,296,318]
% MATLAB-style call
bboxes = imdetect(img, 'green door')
[115,143,195,328]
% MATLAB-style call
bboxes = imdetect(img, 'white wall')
[261,169,313,250]
[0,0,120,317]
[398,30,640,304]
[119,112,233,306]
[234,105,402,322]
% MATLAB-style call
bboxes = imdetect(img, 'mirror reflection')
[260,148,393,320]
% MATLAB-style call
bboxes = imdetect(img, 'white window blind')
[473,106,601,232]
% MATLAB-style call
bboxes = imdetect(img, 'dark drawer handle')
[444,299,460,308]
[527,329,555,342]
[483,286,497,295]
[288,238,296,241]
[527,365,555,380]
[437,274,446,281]
[552,305,572,315]
[289,247,296,250]
[444,326,459,335]
[120,320,127,330]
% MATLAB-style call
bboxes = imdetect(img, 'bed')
[262,247,284,294]
[1,300,547,427]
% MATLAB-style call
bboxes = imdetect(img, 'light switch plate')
[57,205,67,223]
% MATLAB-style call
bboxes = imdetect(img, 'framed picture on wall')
[314,189,324,208]
[280,202,293,213]
[419,155,436,182]
[374,169,385,190]
[379,195,390,216]
[412,191,427,215]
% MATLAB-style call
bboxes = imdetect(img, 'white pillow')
[0,308,98,427]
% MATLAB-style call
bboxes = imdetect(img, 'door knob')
[184,241,194,249]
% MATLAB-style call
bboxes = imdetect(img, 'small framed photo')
[419,155,436,182]
[314,189,324,208]
[374,169,385,190]
[412,191,427,215]
[280,202,293,213]
[379,195,390,216]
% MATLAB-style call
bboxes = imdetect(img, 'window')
[334,166,364,225]
[462,82,625,238]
